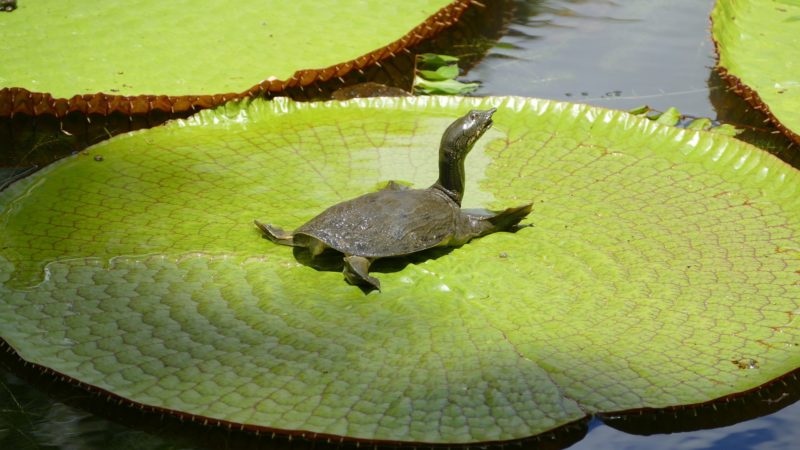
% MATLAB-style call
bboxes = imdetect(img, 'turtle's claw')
[343,256,381,292]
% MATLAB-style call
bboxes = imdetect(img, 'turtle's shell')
[295,188,461,258]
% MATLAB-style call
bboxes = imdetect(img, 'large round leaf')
[711,0,800,144]
[0,97,798,444]
[0,0,467,116]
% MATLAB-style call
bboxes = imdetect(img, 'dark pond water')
[2,0,799,449]
[473,0,720,115]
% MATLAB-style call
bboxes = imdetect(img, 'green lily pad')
[418,65,460,81]
[711,0,800,144]
[654,106,681,126]
[414,76,479,95]
[0,0,467,116]
[1,96,798,445]
[417,53,460,67]
[687,117,713,131]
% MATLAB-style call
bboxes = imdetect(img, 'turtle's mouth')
[480,108,497,135]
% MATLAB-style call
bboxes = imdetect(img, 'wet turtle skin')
[256,108,532,291]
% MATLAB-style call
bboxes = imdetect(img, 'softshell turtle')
[255,108,532,290]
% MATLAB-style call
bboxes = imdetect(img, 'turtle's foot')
[487,204,533,231]
[254,220,295,246]
[343,256,381,292]
[467,203,533,238]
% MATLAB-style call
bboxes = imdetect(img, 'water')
[2,1,799,449]
[575,408,800,450]
[472,0,722,117]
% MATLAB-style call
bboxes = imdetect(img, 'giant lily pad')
[0,0,490,167]
[0,96,798,445]
[0,0,468,117]
[711,0,800,144]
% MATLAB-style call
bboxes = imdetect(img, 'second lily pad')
[2,0,459,98]
[711,0,800,144]
[0,0,469,122]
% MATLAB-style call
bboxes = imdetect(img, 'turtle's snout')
[479,108,497,132]
[484,108,497,128]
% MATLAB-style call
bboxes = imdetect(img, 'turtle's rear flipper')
[343,256,381,292]
[254,220,296,246]
[469,204,533,237]
[488,204,533,230]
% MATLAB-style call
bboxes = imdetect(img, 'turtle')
[255,108,532,291]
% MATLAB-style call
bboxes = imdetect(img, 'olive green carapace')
[712,0,800,143]
[0,0,454,97]
[1,97,799,444]
[255,108,532,290]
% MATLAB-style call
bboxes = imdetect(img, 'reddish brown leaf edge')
[0,0,474,120]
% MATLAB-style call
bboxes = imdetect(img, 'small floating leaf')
[712,123,743,137]
[687,117,713,130]
[654,106,681,126]
[418,65,460,81]
[417,52,460,68]
[414,76,479,95]
[1,97,798,445]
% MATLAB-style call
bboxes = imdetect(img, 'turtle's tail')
[254,220,296,246]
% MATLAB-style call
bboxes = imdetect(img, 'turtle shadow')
[257,220,532,293]
[287,246,457,294]
[292,245,456,275]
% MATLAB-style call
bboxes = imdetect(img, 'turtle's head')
[433,108,496,205]
[440,108,496,160]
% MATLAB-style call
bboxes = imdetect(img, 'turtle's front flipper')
[466,204,533,238]
[343,256,381,291]
[254,220,296,246]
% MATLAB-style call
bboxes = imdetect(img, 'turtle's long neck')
[432,141,467,206]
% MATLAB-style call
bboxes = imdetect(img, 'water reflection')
[472,0,723,116]
[576,400,800,450]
